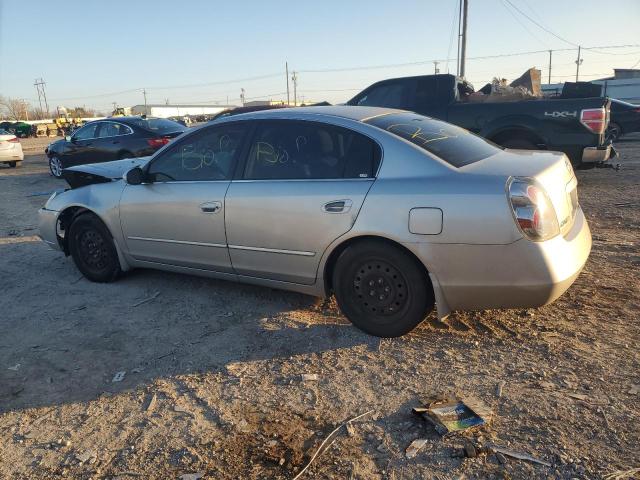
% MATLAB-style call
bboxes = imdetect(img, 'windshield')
[129,117,185,134]
[364,112,500,167]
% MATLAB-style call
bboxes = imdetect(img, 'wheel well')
[56,206,91,254]
[490,128,544,147]
[323,235,433,295]
[117,150,134,159]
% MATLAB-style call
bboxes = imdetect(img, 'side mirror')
[65,135,72,142]
[125,166,145,185]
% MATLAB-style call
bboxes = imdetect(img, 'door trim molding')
[228,244,315,257]
[127,236,226,248]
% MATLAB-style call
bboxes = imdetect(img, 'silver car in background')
[38,106,591,337]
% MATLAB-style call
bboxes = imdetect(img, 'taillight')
[7,137,19,143]
[147,137,171,148]
[507,177,559,242]
[580,107,607,134]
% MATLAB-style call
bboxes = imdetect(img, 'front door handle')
[322,199,352,214]
[200,201,222,214]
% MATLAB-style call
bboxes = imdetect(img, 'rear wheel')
[49,155,63,178]
[68,213,121,283]
[8,161,17,168]
[332,240,434,337]
[606,122,622,142]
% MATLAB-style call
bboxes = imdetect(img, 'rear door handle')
[322,199,352,213]
[200,201,222,214]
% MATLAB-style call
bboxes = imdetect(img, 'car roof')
[223,105,404,123]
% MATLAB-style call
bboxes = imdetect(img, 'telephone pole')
[33,78,49,119]
[143,89,148,115]
[548,50,552,84]
[433,61,440,74]
[458,0,469,78]
[286,62,290,106]
[240,88,246,106]
[291,71,298,106]
[575,45,583,82]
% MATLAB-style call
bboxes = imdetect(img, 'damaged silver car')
[39,106,591,337]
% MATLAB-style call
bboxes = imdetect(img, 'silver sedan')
[38,106,591,337]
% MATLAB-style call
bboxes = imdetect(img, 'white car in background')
[0,129,24,168]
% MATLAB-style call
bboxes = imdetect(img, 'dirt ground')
[0,135,638,480]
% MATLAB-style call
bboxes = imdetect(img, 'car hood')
[63,157,151,189]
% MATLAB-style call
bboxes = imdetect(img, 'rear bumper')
[411,208,591,315]
[38,208,62,251]
[0,150,24,162]
[582,144,613,164]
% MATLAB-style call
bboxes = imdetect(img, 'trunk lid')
[463,149,579,236]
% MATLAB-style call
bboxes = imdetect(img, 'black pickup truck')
[347,74,614,167]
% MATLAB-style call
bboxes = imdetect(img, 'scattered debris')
[496,381,506,397]
[174,406,196,419]
[179,473,204,480]
[603,467,640,480]
[7,363,20,371]
[76,449,97,464]
[413,396,491,436]
[489,444,551,467]
[628,384,639,395]
[112,371,126,382]
[301,373,319,382]
[405,439,429,459]
[130,291,160,308]
[144,393,157,413]
[292,410,374,480]
[567,392,589,401]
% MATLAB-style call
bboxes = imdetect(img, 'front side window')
[73,123,98,141]
[147,124,247,181]
[243,121,380,180]
[365,112,500,168]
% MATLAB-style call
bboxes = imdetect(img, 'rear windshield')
[129,118,185,134]
[365,112,499,167]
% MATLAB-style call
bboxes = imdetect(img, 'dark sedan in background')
[607,99,640,142]
[46,116,186,178]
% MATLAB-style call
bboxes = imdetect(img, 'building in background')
[542,69,640,104]
[129,104,237,118]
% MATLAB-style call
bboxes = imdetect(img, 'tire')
[332,240,434,337]
[500,137,538,150]
[68,213,121,283]
[49,155,63,178]
[8,161,16,168]
[606,122,622,142]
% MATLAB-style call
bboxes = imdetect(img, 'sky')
[1,0,639,113]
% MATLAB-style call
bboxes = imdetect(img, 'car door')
[225,119,381,285]
[64,123,99,166]
[119,122,249,272]
[94,121,131,161]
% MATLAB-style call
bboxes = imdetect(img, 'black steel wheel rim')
[77,229,109,271]
[352,259,409,316]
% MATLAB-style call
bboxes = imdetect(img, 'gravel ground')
[0,135,638,479]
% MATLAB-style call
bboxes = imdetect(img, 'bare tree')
[0,96,30,120]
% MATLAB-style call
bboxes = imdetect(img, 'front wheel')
[49,155,63,178]
[332,240,434,337]
[68,213,121,283]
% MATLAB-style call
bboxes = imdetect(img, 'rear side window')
[365,112,499,167]
[243,121,380,180]
[129,117,184,134]
[353,82,407,109]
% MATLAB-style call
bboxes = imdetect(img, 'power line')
[500,0,549,48]
[502,0,578,46]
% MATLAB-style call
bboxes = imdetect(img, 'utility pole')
[548,50,553,84]
[34,78,49,118]
[112,102,117,112]
[575,45,583,82]
[459,0,469,78]
[286,62,290,106]
[433,61,440,74]
[143,89,148,115]
[240,88,245,106]
[291,71,298,106]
